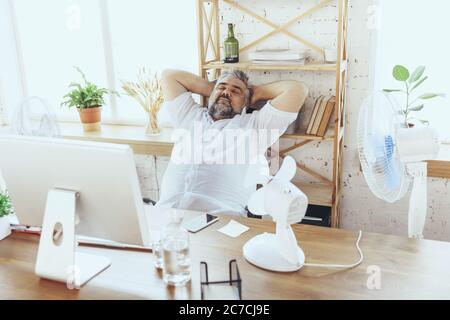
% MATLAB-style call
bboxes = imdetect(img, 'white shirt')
[156,92,297,216]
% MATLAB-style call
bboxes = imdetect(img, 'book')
[306,95,324,135]
[311,96,329,135]
[249,49,308,61]
[316,97,336,137]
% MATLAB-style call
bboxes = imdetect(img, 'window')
[375,0,450,142]
[0,0,198,125]
[107,0,198,124]
[13,0,109,122]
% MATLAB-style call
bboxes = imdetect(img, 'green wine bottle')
[224,23,239,63]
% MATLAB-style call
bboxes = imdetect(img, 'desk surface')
[1,213,450,300]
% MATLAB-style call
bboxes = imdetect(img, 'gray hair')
[216,69,250,87]
[213,70,252,108]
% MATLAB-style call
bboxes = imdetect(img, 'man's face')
[208,76,248,120]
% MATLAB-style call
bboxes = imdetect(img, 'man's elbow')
[161,69,185,96]
[161,69,179,82]
[290,81,309,111]
[297,82,309,99]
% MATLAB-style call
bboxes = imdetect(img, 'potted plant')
[0,189,13,240]
[121,67,164,135]
[61,67,118,132]
[383,65,445,128]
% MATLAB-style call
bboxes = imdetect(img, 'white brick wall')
[134,0,450,241]
[341,0,450,241]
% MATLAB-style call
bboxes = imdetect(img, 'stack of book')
[248,49,308,65]
[306,95,336,137]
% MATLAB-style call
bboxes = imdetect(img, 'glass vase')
[145,110,160,136]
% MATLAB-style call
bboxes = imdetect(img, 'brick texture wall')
[135,0,450,241]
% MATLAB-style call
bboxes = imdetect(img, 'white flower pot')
[0,217,11,240]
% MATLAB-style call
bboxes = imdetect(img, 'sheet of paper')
[217,220,249,238]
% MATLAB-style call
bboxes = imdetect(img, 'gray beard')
[208,101,238,120]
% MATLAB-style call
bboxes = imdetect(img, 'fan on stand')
[357,91,440,239]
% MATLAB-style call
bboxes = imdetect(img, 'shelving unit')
[203,61,338,72]
[196,0,349,228]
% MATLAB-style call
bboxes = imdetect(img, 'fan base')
[243,233,305,272]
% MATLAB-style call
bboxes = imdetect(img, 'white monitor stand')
[35,189,111,288]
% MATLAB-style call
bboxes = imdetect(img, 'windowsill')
[59,122,175,157]
[61,122,450,179]
[2,122,450,178]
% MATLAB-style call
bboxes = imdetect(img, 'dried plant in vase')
[122,68,164,135]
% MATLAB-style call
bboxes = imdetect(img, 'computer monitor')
[0,134,151,286]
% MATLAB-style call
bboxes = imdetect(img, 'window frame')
[3,0,198,126]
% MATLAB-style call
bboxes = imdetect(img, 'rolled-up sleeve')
[252,101,298,131]
[240,101,298,149]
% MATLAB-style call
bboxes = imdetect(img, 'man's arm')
[161,69,215,101]
[251,81,309,113]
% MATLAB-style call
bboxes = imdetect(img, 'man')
[156,69,308,216]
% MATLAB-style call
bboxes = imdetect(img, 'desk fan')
[244,156,308,272]
[243,156,364,272]
[357,91,440,239]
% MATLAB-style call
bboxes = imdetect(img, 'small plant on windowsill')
[61,67,119,132]
[0,190,14,240]
[383,65,445,128]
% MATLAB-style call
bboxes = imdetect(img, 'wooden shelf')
[196,0,350,228]
[203,60,337,72]
[282,132,334,141]
[293,182,333,207]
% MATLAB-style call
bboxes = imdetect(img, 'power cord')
[303,230,364,269]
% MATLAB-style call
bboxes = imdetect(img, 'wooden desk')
[1,213,450,299]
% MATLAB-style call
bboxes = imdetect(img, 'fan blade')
[274,156,297,182]
[243,155,272,187]
[247,188,266,216]
[358,91,410,203]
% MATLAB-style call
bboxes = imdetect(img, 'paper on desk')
[218,220,249,238]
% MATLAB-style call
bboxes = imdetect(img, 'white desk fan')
[243,156,365,272]
[357,91,440,239]
[243,156,308,272]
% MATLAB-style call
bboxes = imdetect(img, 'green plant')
[383,65,445,127]
[61,67,118,109]
[0,190,13,218]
